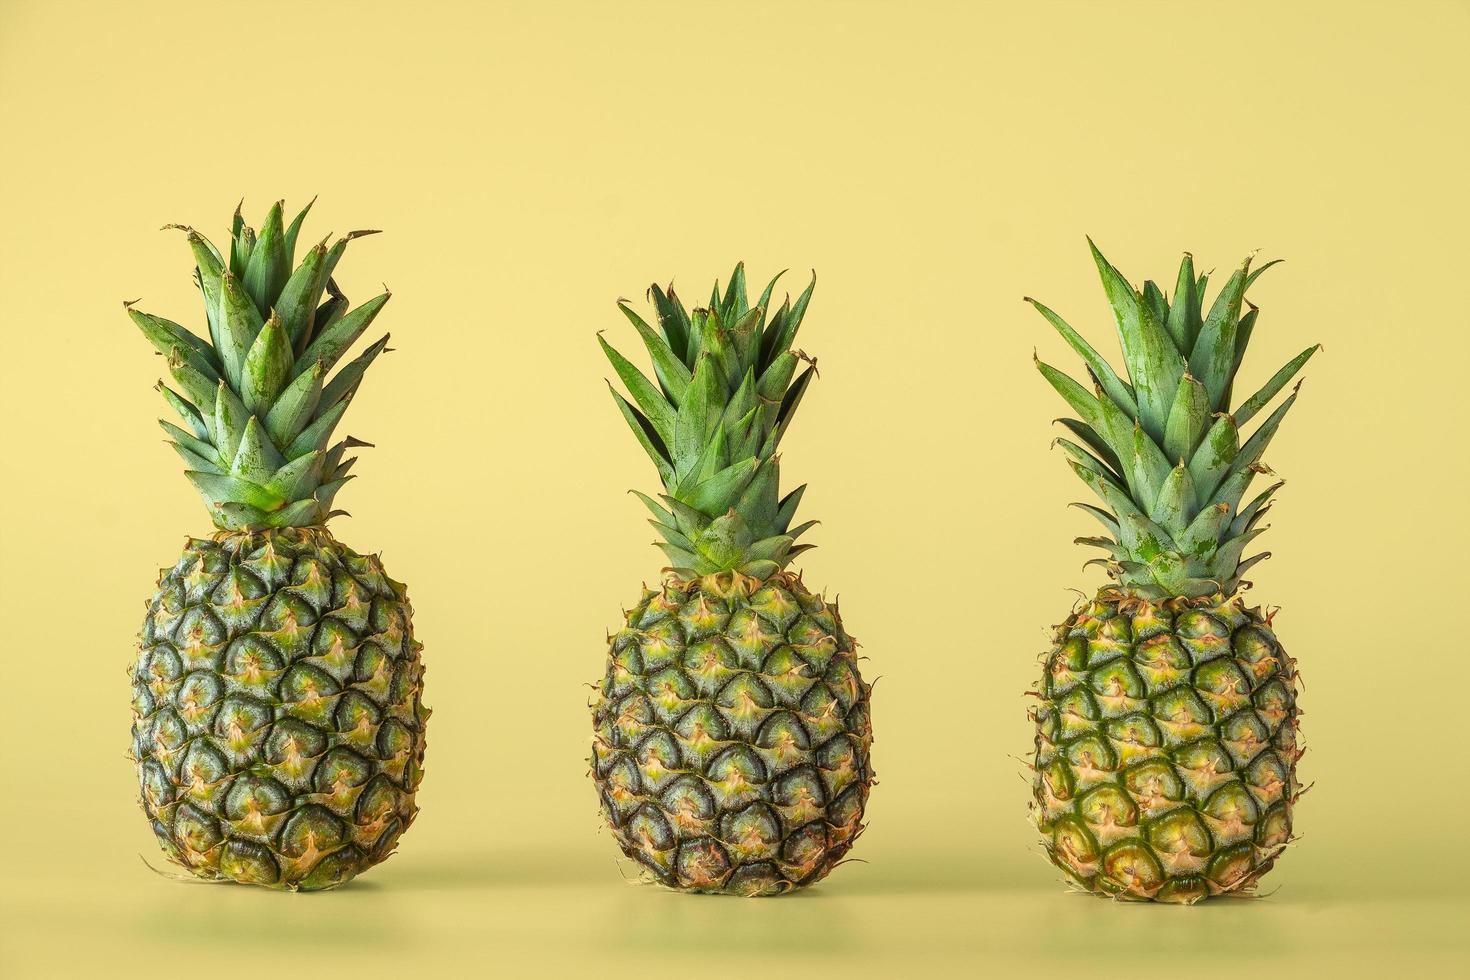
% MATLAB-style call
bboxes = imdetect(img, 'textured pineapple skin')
[1032,591,1300,903]
[592,571,873,896]
[131,527,427,891]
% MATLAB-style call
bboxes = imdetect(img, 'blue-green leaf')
[1028,297,1137,418]
[1088,238,1183,440]
[649,283,692,365]
[1165,254,1199,350]
[630,489,675,526]
[1188,414,1238,504]
[167,355,221,418]
[212,381,249,463]
[264,449,326,501]
[677,423,730,495]
[285,399,348,458]
[1235,345,1319,428]
[599,333,676,449]
[186,471,282,511]
[160,420,217,466]
[661,495,713,536]
[313,475,355,513]
[265,361,323,449]
[1126,423,1172,513]
[230,416,285,482]
[1056,438,1128,494]
[229,203,252,276]
[243,201,288,315]
[734,456,780,531]
[167,225,225,353]
[1150,463,1197,536]
[683,458,759,515]
[294,292,390,376]
[722,262,748,318]
[1245,258,1284,290]
[775,484,806,533]
[1232,481,1283,537]
[1055,418,1124,478]
[771,363,815,450]
[169,441,222,475]
[320,334,391,413]
[759,272,815,369]
[1142,280,1168,330]
[1188,259,1250,410]
[620,302,692,405]
[241,315,294,415]
[282,197,315,266]
[157,382,209,441]
[1070,501,1121,537]
[128,306,219,376]
[217,270,265,389]
[1163,373,1210,463]
[1214,527,1268,576]
[673,354,721,470]
[275,243,327,351]
[1176,502,1231,558]
[608,386,673,485]
[1222,386,1299,487]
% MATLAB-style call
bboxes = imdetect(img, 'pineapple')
[590,266,873,896]
[1028,241,1318,903]
[127,201,427,891]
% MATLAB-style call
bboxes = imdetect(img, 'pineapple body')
[592,572,872,896]
[1033,591,1299,903]
[132,527,427,891]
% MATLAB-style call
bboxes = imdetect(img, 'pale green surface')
[4,852,1465,977]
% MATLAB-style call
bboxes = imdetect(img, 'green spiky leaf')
[1036,244,1316,595]
[241,315,294,415]
[294,292,390,377]
[135,202,391,529]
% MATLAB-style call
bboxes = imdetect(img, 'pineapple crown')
[1032,240,1320,599]
[129,200,390,531]
[601,263,820,579]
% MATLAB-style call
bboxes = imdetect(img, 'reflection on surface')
[5,849,1469,977]
[124,876,419,951]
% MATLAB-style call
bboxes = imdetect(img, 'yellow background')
[2,0,1467,975]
